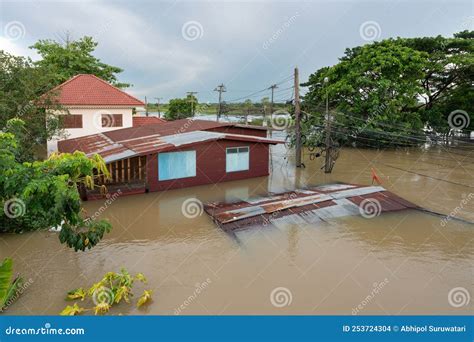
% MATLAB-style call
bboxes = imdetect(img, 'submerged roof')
[132,116,167,127]
[45,74,145,106]
[58,119,282,162]
[204,184,419,231]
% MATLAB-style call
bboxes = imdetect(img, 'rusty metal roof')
[204,184,419,231]
[58,120,283,163]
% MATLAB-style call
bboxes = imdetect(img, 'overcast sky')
[0,0,472,103]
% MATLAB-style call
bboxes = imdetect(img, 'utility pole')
[145,96,149,117]
[186,92,198,117]
[154,97,162,118]
[214,83,226,121]
[269,84,278,128]
[294,67,302,167]
[323,77,332,173]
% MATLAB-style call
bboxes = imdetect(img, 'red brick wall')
[145,140,269,192]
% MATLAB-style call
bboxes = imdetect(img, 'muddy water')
[1,143,473,315]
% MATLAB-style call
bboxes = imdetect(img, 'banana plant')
[0,258,23,311]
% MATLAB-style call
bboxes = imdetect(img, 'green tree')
[0,51,62,161]
[165,95,198,120]
[0,120,112,251]
[403,31,474,134]
[303,39,428,147]
[31,36,129,88]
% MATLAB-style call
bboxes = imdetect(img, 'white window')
[158,150,196,181]
[226,146,249,172]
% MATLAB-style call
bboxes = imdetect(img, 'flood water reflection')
[1,143,473,315]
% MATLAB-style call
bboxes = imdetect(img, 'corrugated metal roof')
[204,184,420,231]
[58,124,283,163]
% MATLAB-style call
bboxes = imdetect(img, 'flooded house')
[44,74,153,154]
[58,119,282,199]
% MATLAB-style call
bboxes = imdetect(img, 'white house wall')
[47,106,134,154]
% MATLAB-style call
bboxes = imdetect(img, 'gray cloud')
[0,0,471,102]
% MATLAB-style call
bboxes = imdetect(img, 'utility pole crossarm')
[214,84,226,121]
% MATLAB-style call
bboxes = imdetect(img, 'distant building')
[58,119,282,199]
[45,74,145,154]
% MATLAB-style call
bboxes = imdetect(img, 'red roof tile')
[133,116,167,127]
[45,74,145,106]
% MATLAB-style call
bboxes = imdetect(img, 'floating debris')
[204,183,419,231]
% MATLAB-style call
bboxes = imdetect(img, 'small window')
[158,150,196,181]
[61,114,83,129]
[102,114,123,127]
[226,146,249,172]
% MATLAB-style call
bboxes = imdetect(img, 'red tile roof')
[133,116,166,127]
[45,74,145,106]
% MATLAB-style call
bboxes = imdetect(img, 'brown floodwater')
[1,142,473,315]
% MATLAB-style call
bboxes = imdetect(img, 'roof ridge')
[42,74,144,106]
[85,74,144,105]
